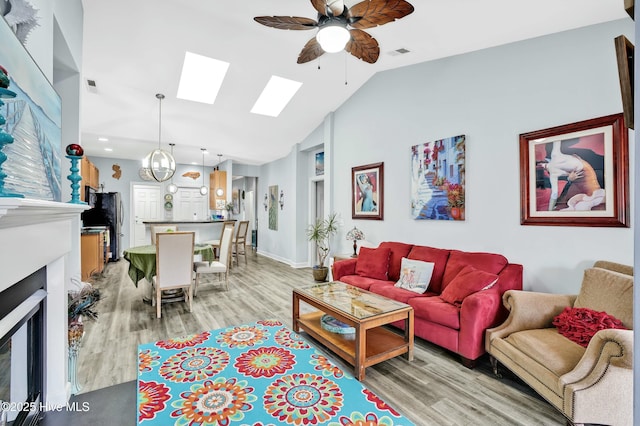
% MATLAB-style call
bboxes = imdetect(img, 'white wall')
[329,19,634,294]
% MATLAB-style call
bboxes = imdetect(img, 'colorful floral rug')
[137,320,414,425]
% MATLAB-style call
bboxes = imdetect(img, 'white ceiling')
[79,0,627,167]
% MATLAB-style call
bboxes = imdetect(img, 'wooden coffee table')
[293,281,414,380]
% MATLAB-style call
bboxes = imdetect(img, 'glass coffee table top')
[295,281,410,320]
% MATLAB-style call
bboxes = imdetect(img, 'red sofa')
[331,241,523,367]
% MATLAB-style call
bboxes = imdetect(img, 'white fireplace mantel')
[0,198,88,407]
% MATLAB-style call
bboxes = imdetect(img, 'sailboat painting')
[0,16,62,201]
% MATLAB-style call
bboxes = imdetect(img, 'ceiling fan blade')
[254,16,318,30]
[310,0,328,16]
[345,29,380,63]
[347,0,414,29]
[298,37,325,64]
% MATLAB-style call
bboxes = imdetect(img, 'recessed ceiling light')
[98,137,109,142]
[104,148,113,152]
[191,162,198,165]
[251,76,302,117]
[177,52,230,104]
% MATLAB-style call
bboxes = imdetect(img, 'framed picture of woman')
[519,113,629,227]
[352,162,384,220]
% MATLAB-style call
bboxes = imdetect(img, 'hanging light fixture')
[215,154,224,197]
[142,93,176,182]
[199,148,208,196]
[167,143,178,194]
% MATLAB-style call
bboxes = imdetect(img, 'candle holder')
[66,155,86,204]
[0,87,23,198]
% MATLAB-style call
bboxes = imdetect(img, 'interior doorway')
[309,179,324,266]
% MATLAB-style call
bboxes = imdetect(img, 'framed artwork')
[268,184,278,230]
[352,162,383,220]
[519,113,629,227]
[232,189,240,214]
[614,35,634,130]
[411,135,466,221]
[0,16,62,201]
[315,151,324,176]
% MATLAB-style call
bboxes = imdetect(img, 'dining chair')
[232,220,249,266]
[194,222,235,294]
[151,225,178,245]
[203,220,235,259]
[153,231,195,319]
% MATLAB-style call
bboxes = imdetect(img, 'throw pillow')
[440,265,499,305]
[355,247,391,281]
[394,258,435,293]
[552,306,628,348]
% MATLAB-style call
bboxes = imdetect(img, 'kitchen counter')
[142,219,234,224]
[141,220,234,243]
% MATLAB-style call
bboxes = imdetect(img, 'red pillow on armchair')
[356,247,391,280]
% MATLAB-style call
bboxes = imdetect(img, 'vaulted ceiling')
[79,0,627,167]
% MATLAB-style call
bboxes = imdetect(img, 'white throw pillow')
[395,258,435,293]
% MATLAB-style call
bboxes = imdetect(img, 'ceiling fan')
[254,0,414,64]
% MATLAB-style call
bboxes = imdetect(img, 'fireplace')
[0,268,45,425]
[0,198,87,422]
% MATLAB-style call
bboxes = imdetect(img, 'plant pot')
[450,207,461,220]
[312,266,328,282]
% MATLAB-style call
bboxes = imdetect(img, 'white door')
[132,184,163,247]
[174,187,208,220]
[245,190,255,247]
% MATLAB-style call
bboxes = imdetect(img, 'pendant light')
[167,143,178,194]
[215,154,224,197]
[142,93,176,182]
[199,148,208,196]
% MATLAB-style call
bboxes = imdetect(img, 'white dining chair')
[194,222,235,294]
[153,231,195,319]
[203,220,235,259]
[151,225,178,245]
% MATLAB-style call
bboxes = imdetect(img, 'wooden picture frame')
[352,162,384,220]
[519,113,628,227]
[614,35,634,129]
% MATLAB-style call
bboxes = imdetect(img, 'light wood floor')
[78,251,565,425]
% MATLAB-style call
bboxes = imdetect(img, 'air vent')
[388,48,411,56]
[86,79,97,93]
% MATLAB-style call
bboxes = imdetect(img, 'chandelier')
[141,93,176,182]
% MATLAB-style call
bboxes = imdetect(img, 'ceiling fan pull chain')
[344,51,348,85]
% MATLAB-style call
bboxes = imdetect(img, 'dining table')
[123,243,215,302]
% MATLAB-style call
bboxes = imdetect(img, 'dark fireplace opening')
[0,268,45,426]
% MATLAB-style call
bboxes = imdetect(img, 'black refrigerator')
[82,192,123,261]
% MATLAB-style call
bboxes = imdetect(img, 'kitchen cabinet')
[209,170,227,209]
[81,231,106,281]
[80,157,100,202]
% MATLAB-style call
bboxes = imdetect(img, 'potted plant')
[306,212,339,282]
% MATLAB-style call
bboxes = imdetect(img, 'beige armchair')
[486,261,633,426]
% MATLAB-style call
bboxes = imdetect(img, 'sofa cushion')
[442,250,508,289]
[503,328,586,397]
[394,257,435,293]
[406,245,450,293]
[408,297,460,329]
[574,267,633,329]
[379,242,414,281]
[440,265,498,305]
[552,307,628,348]
[339,275,391,291]
[356,247,391,280]
[370,281,432,304]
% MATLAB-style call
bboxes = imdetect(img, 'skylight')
[177,52,230,104]
[251,76,302,117]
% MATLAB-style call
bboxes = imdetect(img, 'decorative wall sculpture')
[268,184,278,230]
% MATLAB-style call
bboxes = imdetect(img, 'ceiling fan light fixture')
[316,25,350,53]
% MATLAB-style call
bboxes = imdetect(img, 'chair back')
[151,225,178,245]
[236,220,249,243]
[155,232,194,289]
[217,222,235,267]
